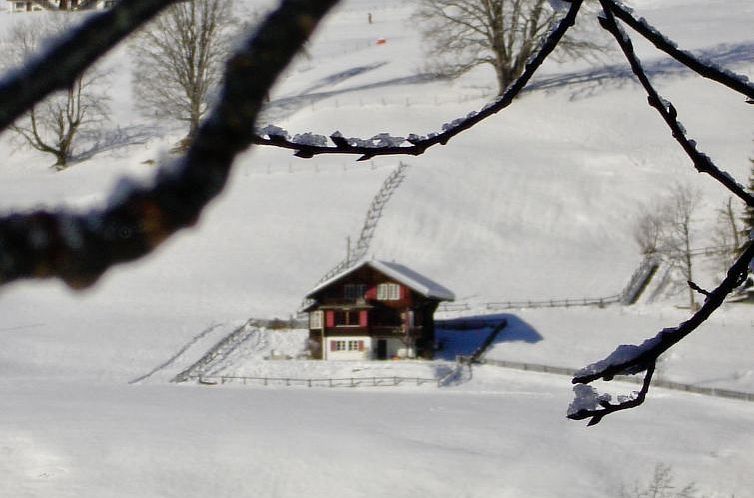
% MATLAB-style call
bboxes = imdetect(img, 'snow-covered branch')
[568,242,754,425]
[0,0,339,289]
[597,1,754,209]
[252,0,585,160]
[603,0,754,100]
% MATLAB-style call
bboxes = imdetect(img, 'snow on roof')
[306,260,455,301]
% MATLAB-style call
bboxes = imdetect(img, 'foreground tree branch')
[603,0,754,101]
[252,0,585,161]
[0,0,183,132]
[597,0,754,208]
[0,0,339,289]
[568,242,754,425]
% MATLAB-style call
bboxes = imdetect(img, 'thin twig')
[688,280,711,297]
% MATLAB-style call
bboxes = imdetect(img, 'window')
[334,310,360,327]
[343,284,365,299]
[377,283,400,300]
[309,310,323,329]
[330,340,364,352]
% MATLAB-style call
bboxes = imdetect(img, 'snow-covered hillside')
[1,0,753,496]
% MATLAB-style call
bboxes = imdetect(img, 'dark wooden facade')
[305,261,453,360]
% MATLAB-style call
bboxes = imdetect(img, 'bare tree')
[633,204,664,256]
[132,0,237,146]
[413,0,603,95]
[2,15,110,170]
[662,184,702,310]
[710,197,742,278]
[632,186,701,309]
[741,153,754,250]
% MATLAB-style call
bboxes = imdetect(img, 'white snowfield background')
[0,0,754,496]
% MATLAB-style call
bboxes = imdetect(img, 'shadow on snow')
[434,313,543,361]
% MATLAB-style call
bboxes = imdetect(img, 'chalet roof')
[306,260,455,301]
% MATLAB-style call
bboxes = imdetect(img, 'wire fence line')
[301,93,494,111]
[184,363,754,404]
[438,295,622,313]
[480,359,754,403]
[438,245,739,313]
[188,374,440,388]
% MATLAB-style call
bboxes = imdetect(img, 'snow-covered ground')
[1,0,753,496]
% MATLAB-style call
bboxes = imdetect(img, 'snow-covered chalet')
[303,260,454,360]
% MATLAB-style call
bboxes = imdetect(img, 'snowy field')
[1,0,754,496]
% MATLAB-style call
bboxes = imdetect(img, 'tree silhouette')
[2,15,111,169]
[132,0,237,145]
[413,0,603,95]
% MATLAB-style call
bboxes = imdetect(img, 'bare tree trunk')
[132,0,236,146]
[3,16,110,169]
[415,0,604,95]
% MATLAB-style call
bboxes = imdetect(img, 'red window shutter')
[358,340,364,351]
[325,310,334,327]
[330,340,337,352]
[359,310,368,327]
[365,286,376,299]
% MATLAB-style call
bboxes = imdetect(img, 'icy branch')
[0,0,339,289]
[252,0,586,160]
[569,243,754,425]
[568,364,655,426]
[597,1,754,208]
[603,0,754,100]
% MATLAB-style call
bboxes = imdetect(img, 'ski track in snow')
[128,323,230,384]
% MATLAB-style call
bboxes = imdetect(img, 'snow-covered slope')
[1,0,752,383]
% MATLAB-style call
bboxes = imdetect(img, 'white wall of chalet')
[323,336,413,361]
[324,336,371,361]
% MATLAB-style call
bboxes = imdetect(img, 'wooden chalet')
[304,260,454,361]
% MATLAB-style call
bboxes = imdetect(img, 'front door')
[376,339,387,360]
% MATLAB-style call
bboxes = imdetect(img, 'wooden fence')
[480,359,754,403]
[189,374,440,388]
[187,364,754,403]
[438,296,622,313]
